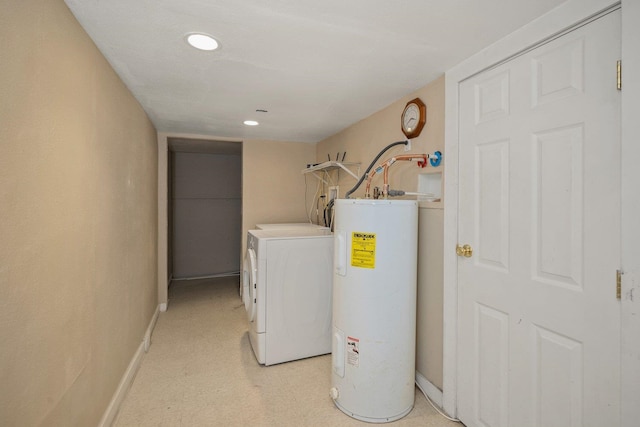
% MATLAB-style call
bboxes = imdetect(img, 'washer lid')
[242,248,257,322]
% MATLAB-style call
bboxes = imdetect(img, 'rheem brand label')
[351,232,376,269]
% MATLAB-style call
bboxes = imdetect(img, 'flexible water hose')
[345,140,408,199]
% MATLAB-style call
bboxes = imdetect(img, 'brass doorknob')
[456,244,473,258]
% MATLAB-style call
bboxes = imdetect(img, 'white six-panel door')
[457,10,621,427]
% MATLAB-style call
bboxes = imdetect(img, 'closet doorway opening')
[168,138,242,288]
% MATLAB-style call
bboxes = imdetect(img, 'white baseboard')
[415,371,443,408]
[172,272,240,281]
[98,305,160,427]
[144,307,160,352]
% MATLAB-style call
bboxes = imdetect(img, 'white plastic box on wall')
[418,170,442,207]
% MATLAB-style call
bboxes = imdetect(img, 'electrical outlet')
[328,186,339,201]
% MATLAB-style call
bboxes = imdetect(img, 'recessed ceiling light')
[186,33,219,51]
[244,120,259,126]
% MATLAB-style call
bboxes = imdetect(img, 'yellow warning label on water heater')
[351,232,376,269]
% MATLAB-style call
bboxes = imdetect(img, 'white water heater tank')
[331,199,418,423]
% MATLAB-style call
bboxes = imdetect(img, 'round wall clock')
[401,98,426,139]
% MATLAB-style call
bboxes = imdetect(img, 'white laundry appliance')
[243,228,333,365]
[255,222,328,230]
[238,223,328,299]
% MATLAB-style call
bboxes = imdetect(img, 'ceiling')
[64,0,565,144]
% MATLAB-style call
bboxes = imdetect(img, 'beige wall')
[316,76,446,389]
[0,1,158,425]
[242,139,317,250]
[417,207,444,389]
[242,139,316,230]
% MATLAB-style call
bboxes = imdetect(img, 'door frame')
[443,1,640,424]
[156,132,243,311]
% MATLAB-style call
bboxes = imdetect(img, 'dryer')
[243,228,333,365]
[239,223,326,299]
[255,222,328,230]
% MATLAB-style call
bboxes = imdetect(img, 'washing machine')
[239,223,327,299]
[243,228,333,365]
[255,222,328,230]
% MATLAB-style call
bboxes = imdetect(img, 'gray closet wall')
[171,151,241,278]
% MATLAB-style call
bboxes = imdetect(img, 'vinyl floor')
[113,277,460,427]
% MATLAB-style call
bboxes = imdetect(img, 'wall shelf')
[302,161,361,182]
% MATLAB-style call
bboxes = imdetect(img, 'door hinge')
[616,60,622,90]
[616,269,622,300]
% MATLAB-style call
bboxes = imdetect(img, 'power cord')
[415,381,461,423]
[306,174,322,223]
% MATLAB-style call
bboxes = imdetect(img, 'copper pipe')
[364,154,428,198]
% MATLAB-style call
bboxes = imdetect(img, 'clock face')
[401,98,426,138]
[402,104,420,132]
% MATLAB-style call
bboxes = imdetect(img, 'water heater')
[331,199,418,423]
